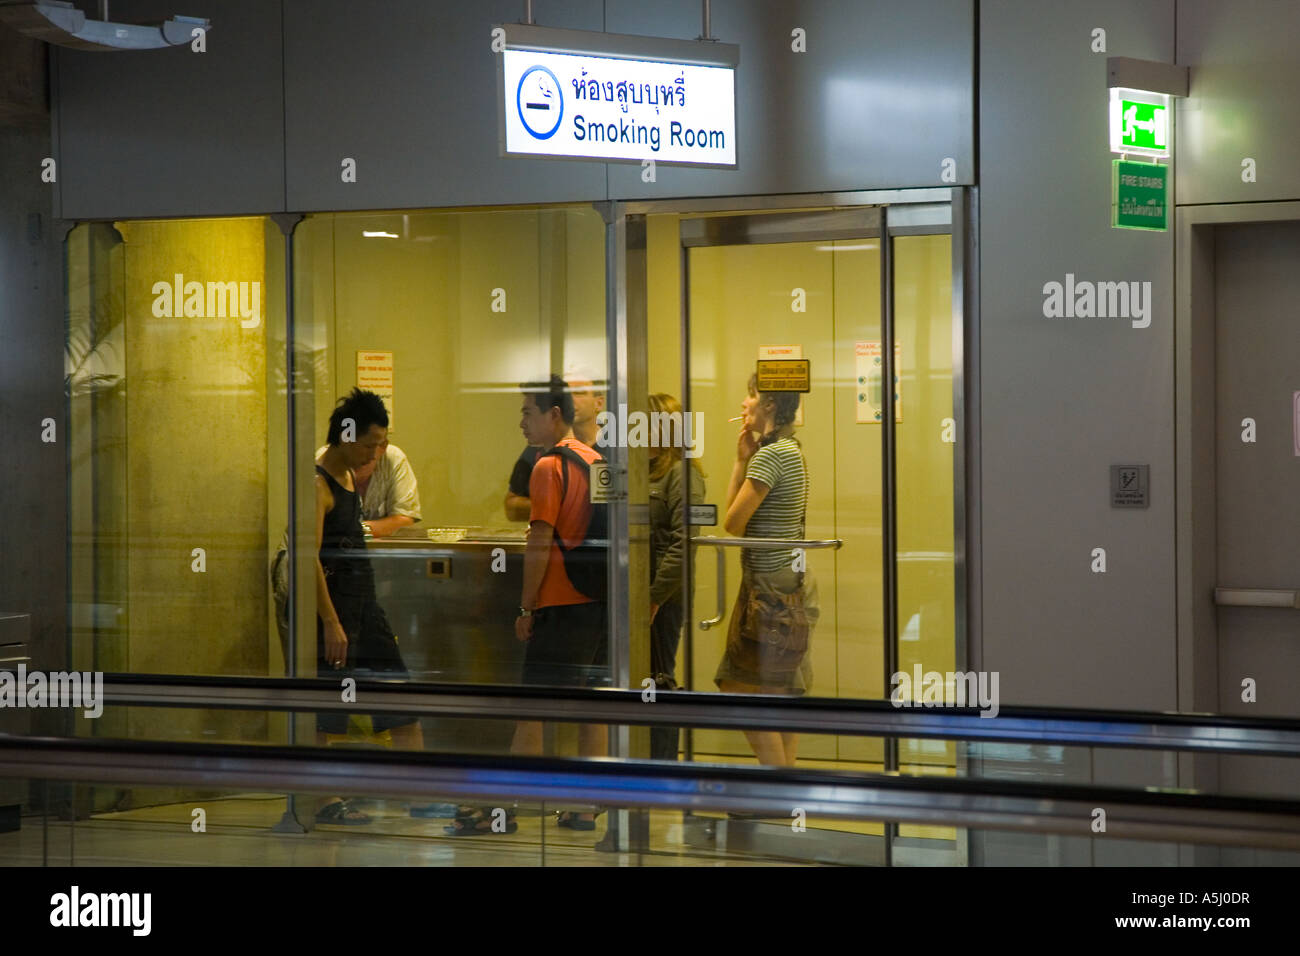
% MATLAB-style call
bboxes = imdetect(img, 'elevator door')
[1214,221,1300,797]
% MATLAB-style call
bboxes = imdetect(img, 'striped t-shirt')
[742,436,807,572]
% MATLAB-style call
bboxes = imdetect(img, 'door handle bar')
[691,536,843,630]
[691,536,844,551]
[1214,588,1300,609]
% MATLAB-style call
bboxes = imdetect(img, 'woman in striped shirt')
[715,374,819,767]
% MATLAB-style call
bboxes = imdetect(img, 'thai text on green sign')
[1113,160,1168,232]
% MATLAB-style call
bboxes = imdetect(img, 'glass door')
[629,200,962,865]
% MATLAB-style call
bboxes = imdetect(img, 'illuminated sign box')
[1109,87,1170,157]
[498,24,738,168]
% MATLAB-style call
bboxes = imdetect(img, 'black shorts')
[521,602,609,688]
[315,593,414,735]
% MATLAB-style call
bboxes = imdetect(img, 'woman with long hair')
[647,393,705,760]
[715,375,818,767]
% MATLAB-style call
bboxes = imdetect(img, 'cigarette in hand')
[728,416,744,423]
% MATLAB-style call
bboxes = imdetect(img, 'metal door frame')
[1175,201,1300,832]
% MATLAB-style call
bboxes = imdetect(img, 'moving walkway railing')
[44,672,1300,758]
[2,733,1300,850]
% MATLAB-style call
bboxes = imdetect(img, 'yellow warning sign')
[755,358,811,392]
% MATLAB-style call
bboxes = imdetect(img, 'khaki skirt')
[714,567,819,694]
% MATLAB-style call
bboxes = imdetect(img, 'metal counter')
[366,528,527,751]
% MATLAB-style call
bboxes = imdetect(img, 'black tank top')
[316,464,374,598]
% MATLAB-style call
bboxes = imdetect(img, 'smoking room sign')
[500,25,737,168]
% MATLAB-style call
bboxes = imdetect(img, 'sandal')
[556,809,602,831]
[443,805,517,836]
[315,799,371,826]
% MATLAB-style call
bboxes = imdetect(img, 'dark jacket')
[648,461,705,607]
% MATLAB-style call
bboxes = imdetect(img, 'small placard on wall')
[758,345,804,425]
[1110,464,1150,508]
[690,504,718,526]
[856,341,902,424]
[755,359,811,392]
[589,462,626,503]
[357,350,395,429]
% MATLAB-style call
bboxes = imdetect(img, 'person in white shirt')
[314,440,421,536]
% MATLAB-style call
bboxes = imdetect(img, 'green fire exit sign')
[1119,99,1167,151]
[1113,160,1168,231]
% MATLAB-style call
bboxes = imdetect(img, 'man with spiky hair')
[312,388,424,825]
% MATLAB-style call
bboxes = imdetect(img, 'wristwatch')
[518,606,533,618]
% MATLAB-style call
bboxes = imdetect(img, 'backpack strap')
[540,444,596,550]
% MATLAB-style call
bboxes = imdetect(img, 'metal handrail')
[54,673,1300,758]
[691,535,843,628]
[691,535,844,550]
[2,734,1299,849]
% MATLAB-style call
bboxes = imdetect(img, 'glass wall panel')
[66,217,288,754]
[291,207,609,692]
[64,206,612,774]
[893,233,957,774]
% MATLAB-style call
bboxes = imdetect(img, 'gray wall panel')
[605,0,973,199]
[1177,0,1300,205]
[54,0,285,219]
[283,0,606,211]
[0,126,68,726]
[979,1,1177,712]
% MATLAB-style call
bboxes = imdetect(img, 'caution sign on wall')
[356,350,395,429]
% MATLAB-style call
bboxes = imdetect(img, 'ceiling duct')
[0,1,209,51]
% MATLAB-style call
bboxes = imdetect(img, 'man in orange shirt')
[514,374,608,694]
[445,375,608,836]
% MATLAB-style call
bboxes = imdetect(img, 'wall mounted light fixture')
[0,1,210,51]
